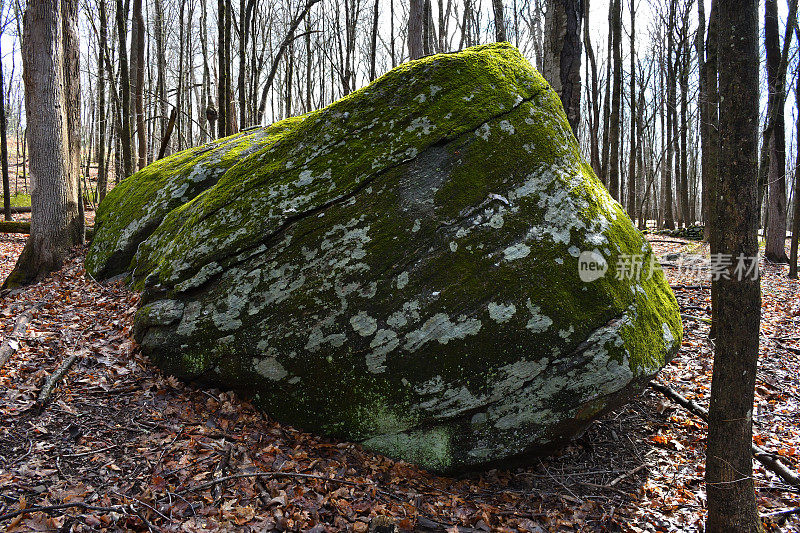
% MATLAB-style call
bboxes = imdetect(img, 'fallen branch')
[211,446,232,504]
[180,470,374,494]
[648,239,692,245]
[762,506,800,519]
[33,353,80,409]
[670,284,707,290]
[649,381,800,488]
[0,501,131,523]
[0,306,37,370]
[680,313,712,324]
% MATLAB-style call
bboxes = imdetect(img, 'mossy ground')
[89,43,682,473]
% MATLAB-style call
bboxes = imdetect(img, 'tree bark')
[5,0,83,288]
[542,0,582,137]
[678,8,690,226]
[707,0,761,529]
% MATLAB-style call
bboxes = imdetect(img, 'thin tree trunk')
[115,0,132,178]
[369,0,379,81]
[791,46,800,279]
[0,34,10,221]
[97,0,108,201]
[599,0,612,187]
[625,0,635,216]
[707,0,761,528]
[678,9,690,226]
[132,0,145,170]
[608,0,621,201]
[582,0,600,176]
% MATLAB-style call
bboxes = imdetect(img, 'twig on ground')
[33,353,80,409]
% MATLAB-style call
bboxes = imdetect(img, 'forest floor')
[0,232,798,532]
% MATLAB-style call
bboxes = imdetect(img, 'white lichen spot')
[350,311,378,337]
[411,219,421,233]
[488,213,504,228]
[367,329,400,373]
[397,271,409,290]
[450,241,458,252]
[499,120,515,134]
[568,245,581,257]
[254,356,288,381]
[430,85,442,97]
[406,116,435,135]
[488,302,517,324]
[525,299,553,333]
[555,257,564,265]
[475,123,490,141]
[404,313,482,351]
[503,243,531,261]
[414,93,427,103]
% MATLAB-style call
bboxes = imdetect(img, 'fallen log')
[0,221,95,240]
[0,221,30,234]
[650,381,800,488]
[0,306,37,370]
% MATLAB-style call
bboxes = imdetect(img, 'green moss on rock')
[88,43,682,473]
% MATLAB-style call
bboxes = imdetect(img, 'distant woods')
[0,0,798,265]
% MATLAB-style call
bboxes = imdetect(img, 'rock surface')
[87,43,682,473]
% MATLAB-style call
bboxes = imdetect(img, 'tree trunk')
[131,0,145,170]
[582,0,600,176]
[369,0,379,81]
[5,0,82,288]
[599,0,612,187]
[0,34,10,221]
[678,9,690,226]
[704,1,719,242]
[115,0,132,179]
[492,0,506,42]
[97,0,108,202]
[763,0,798,262]
[409,0,425,60]
[791,55,800,279]
[217,0,227,137]
[608,0,621,201]
[625,0,635,216]
[542,0,582,137]
[706,0,761,529]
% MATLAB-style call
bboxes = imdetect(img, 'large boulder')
[87,43,682,473]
